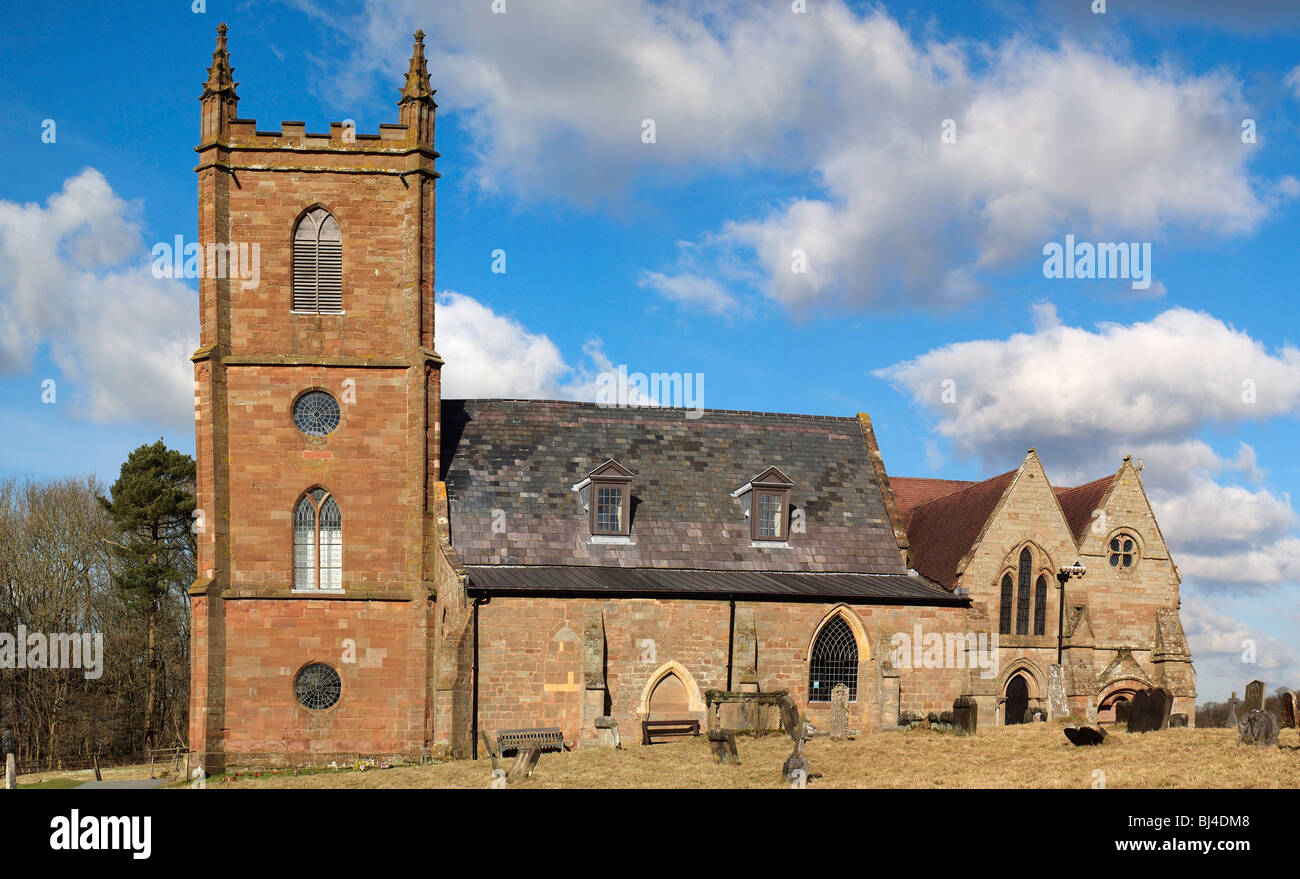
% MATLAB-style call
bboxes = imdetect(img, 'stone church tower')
[189,26,442,772]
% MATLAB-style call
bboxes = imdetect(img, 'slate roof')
[440,399,907,576]
[465,565,962,604]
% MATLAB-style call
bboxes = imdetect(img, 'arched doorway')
[1005,674,1029,725]
[647,672,690,720]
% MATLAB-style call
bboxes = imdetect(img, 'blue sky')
[1,0,1298,702]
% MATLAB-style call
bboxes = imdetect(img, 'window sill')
[750,540,791,549]
[589,535,633,545]
[291,588,346,595]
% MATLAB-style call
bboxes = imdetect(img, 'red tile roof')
[1053,475,1117,542]
[902,469,1018,590]
[890,477,977,528]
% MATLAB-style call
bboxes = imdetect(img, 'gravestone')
[506,746,542,782]
[952,696,978,735]
[778,694,802,743]
[594,715,621,748]
[4,754,13,790]
[707,728,740,766]
[1047,664,1069,719]
[829,683,849,740]
[781,738,809,785]
[1126,688,1173,733]
[1280,692,1296,729]
[1064,724,1107,746]
[1244,680,1265,713]
[1237,709,1279,747]
[1225,691,1240,727]
[1168,713,1188,728]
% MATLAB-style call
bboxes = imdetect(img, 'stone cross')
[1244,680,1266,713]
[829,683,849,740]
[1225,691,1240,727]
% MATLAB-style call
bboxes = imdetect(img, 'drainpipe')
[471,595,489,760]
[726,596,736,691]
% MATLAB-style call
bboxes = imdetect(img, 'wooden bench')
[495,727,564,755]
[641,719,701,745]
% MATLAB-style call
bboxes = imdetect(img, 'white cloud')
[1180,595,1298,700]
[875,305,1300,466]
[637,270,738,315]
[436,291,570,398]
[0,169,196,424]
[326,1,1273,313]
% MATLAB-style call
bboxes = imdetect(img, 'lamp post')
[1056,562,1086,665]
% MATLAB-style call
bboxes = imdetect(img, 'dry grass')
[202,724,1300,789]
[17,760,181,786]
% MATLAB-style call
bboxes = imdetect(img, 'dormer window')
[574,459,634,538]
[733,466,795,542]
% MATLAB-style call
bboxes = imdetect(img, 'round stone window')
[1109,533,1138,570]
[294,663,342,710]
[293,390,340,436]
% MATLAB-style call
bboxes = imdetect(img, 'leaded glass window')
[294,663,342,710]
[294,489,341,590]
[809,615,858,702]
[293,390,340,437]
[1015,547,1032,635]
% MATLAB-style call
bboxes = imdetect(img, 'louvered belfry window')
[292,208,343,313]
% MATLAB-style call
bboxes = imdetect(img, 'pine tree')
[99,440,196,754]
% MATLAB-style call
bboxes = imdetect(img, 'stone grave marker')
[1126,688,1173,733]
[778,694,802,742]
[506,746,542,782]
[1237,709,1279,747]
[1168,714,1188,728]
[1225,691,1240,727]
[781,738,809,786]
[4,754,13,790]
[707,728,740,765]
[952,696,978,735]
[1244,680,1265,713]
[1064,724,1107,746]
[1280,692,1296,729]
[1047,664,1069,719]
[594,715,621,748]
[829,683,849,740]
[1114,700,1131,725]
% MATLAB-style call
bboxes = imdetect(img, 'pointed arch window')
[809,615,858,702]
[1016,547,1032,635]
[1034,575,1048,636]
[292,208,343,313]
[998,573,1013,635]
[294,488,342,590]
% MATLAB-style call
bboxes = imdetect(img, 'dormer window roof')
[732,466,794,542]
[573,458,634,538]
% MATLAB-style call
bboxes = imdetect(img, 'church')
[187,27,1195,772]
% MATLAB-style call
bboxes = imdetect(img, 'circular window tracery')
[1109,533,1138,570]
[293,390,340,436]
[294,662,341,710]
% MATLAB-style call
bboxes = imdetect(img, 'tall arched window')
[998,573,1013,635]
[1015,547,1032,635]
[809,615,858,702]
[1034,575,1048,636]
[294,488,341,590]
[292,208,343,314]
